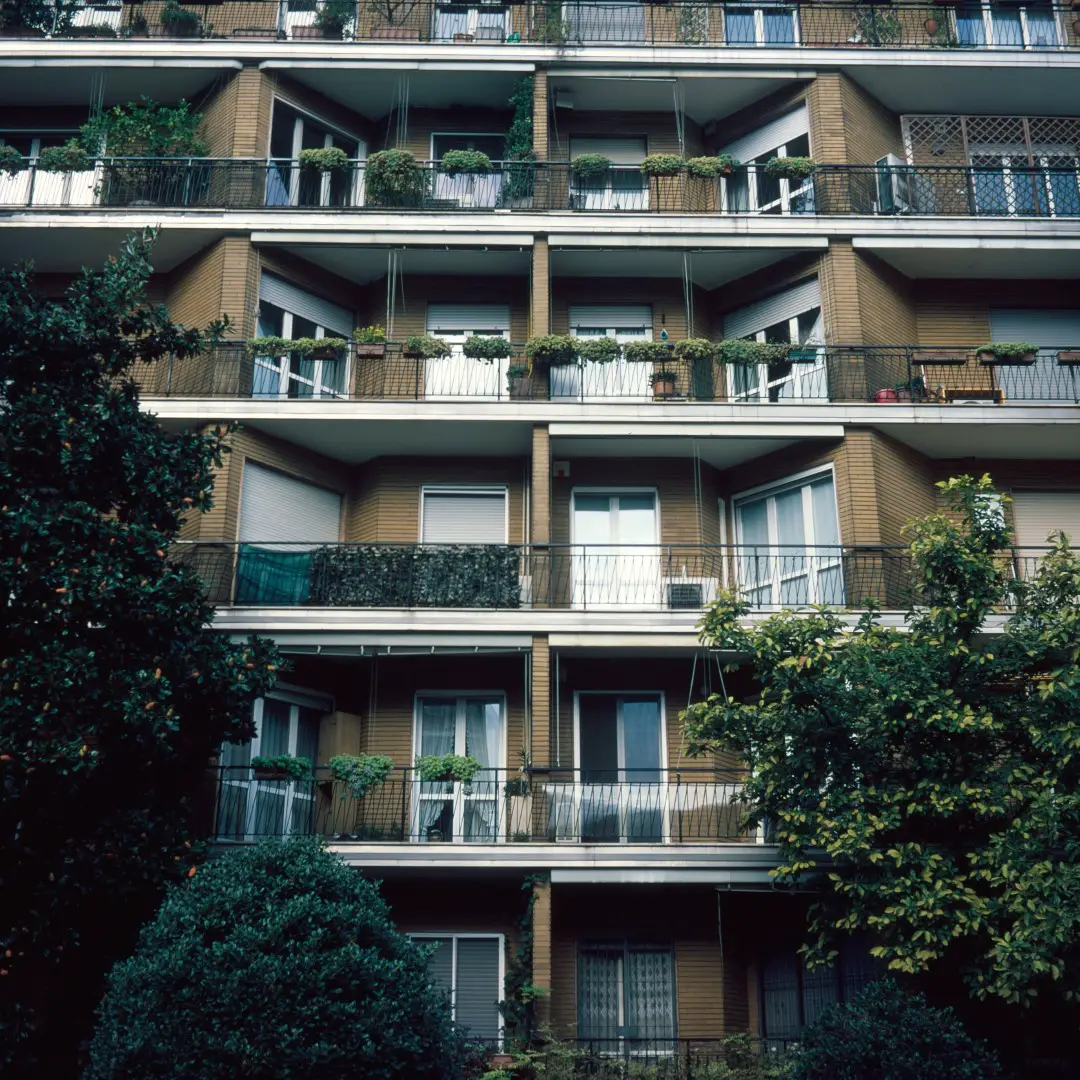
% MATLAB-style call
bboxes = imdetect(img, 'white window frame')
[267,97,364,206]
[409,932,506,1047]
[411,691,507,843]
[951,2,1062,49]
[722,1,800,46]
[564,320,652,402]
[568,137,649,212]
[721,134,812,215]
[728,309,825,403]
[253,305,350,400]
[432,4,509,39]
[731,465,842,608]
[969,143,1080,218]
[418,486,510,545]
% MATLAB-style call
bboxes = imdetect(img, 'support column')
[531,236,550,337]
[530,424,550,543]
[530,635,550,768]
[532,69,549,161]
[818,241,862,346]
[531,878,553,1031]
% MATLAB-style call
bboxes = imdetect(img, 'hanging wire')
[88,71,105,122]
[672,81,686,158]
[682,251,694,337]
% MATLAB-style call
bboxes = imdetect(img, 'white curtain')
[464,700,501,840]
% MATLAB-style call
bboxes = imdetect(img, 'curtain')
[626,948,675,1046]
[235,545,312,605]
[465,700,501,841]
[418,701,456,839]
[578,947,621,1043]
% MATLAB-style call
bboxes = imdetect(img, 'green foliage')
[365,148,427,207]
[250,753,312,781]
[159,1,201,33]
[463,335,513,362]
[246,336,347,358]
[84,839,469,1079]
[504,77,536,201]
[851,5,902,44]
[531,0,571,43]
[763,156,817,181]
[353,324,386,344]
[36,140,92,173]
[1,0,67,32]
[440,149,494,175]
[624,340,672,365]
[791,979,1001,1079]
[404,334,451,359]
[298,145,349,172]
[715,338,792,365]
[575,336,621,365]
[649,368,677,386]
[415,753,483,784]
[314,0,354,34]
[683,474,1080,1005]
[329,753,395,797]
[673,338,717,364]
[571,153,612,181]
[499,874,549,1044]
[525,334,577,366]
[976,342,1038,360]
[507,364,529,382]
[0,231,280,1073]
[80,97,208,158]
[0,142,24,176]
[685,154,738,178]
[640,153,683,177]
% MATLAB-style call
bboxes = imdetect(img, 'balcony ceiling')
[550,433,809,469]
[854,238,1080,280]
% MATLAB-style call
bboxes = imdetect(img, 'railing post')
[676,767,682,843]
[400,767,408,842]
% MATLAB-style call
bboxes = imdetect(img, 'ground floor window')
[411,934,503,1044]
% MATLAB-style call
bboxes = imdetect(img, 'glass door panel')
[572,491,659,608]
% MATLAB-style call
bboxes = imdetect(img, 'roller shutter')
[1011,491,1080,548]
[238,462,342,545]
[989,308,1080,347]
[454,938,502,1041]
[421,490,508,544]
[569,305,653,330]
[426,304,511,333]
[723,278,821,340]
[721,104,809,163]
[258,272,353,337]
[569,136,647,164]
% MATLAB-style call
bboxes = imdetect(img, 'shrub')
[353,325,386,344]
[364,148,427,207]
[36,141,92,173]
[790,979,1002,1080]
[440,148,494,175]
[329,753,395,797]
[716,338,792,365]
[975,341,1037,359]
[416,753,483,784]
[686,153,738,178]
[298,145,349,172]
[250,753,313,781]
[763,156,817,181]
[84,839,468,1080]
[314,0,355,34]
[575,336,621,365]
[246,336,347,358]
[640,153,683,177]
[571,153,612,181]
[404,334,451,359]
[673,338,717,364]
[463,335,513,361]
[525,333,577,366]
[80,97,208,157]
[0,142,24,176]
[159,0,200,32]
[623,340,672,365]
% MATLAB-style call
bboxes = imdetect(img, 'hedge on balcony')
[309,545,522,608]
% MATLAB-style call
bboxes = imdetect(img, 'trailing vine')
[499,872,550,1046]
[503,77,535,202]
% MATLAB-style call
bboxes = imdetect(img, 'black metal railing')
[210,765,752,844]
[134,343,1080,405]
[176,541,1049,612]
[16,1,1080,50]
[562,1039,801,1072]
[9,158,1080,220]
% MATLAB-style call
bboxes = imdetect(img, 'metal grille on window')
[579,942,675,1053]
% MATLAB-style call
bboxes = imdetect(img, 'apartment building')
[4,0,1080,1058]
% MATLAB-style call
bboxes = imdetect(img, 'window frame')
[418,485,510,545]
[951,2,1062,49]
[267,97,364,206]
[721,1,800,47]
[721,133,812,215]
[253,301,351,399]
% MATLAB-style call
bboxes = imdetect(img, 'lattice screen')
[902,115,1080,165]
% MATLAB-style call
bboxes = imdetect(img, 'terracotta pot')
[1056,350,1080,365]
[353,343,386,358]
[508,374,532,399]
[310,345,340,361]
[874,388,900,403]
[924,16,938,34]
[915,350,967,365]
[652,377,677,398]
[979,350,1036,366]
[1073,16,1080,35]
[453,32,474,41]
[371,24,421,39]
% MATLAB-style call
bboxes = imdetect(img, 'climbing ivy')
[503,77,536,202]
[500,872,550,1046]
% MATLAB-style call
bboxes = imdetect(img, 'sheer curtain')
[465,700,501,840]
[417,701,456,839]
[626,948,675,1047]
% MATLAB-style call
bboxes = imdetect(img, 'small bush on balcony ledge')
[976,341,1038,364]
[364,148,427,207]
[763,155,817,182]
[439,149,494,175]
[673,338,717,364]
[525,334,577,367]
[299,146,350,172]
[415,753,483,785]
[640,153,683,178]
[0,143,24,176]
[250,754,314,782]
[246,336,348,359]
[716,338,794,365]
[463,335,513,362]
[353,325,386,344]
[36,141,92,173]
[570,153,612,182]
[329,754,395,798]
[575,337,621,365]
[623,340,672,365]
[685,154,738,178]
[404,334,451,359]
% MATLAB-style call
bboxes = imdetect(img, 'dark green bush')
[790,979,1002,1080]
[85,839,467,1080]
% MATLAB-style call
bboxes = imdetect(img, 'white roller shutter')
[569,136,647,164]
[259,272,353,337]
[570,305,653,330]
[426,304,510,333]
[989,309,1080,347]
[722,105,809,163]
[239,462,342,546]
[1012,491,1080,548]
[723,278,821,340]
[421,489,508,544]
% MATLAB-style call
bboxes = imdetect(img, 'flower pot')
[924,16,938,34]
[253,767,289,782]
[508,373,532,399]
[507,794,533,838]
[163,20,200,36]
[1057,350,1080,365]
[453,31,474,41]
[652,378,677,398]
[372,24,421,38]
[403,350,423,360]
[310,345,340,361]
[354,343,386,358]
[914,350,967,365]
[978,350,1036,366]
[874,388,900,403]
[426,827,445,842]
[1073,16,1080,34]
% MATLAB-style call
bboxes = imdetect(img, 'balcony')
[177,541,1047,612]
[141,343,1080,405]
[210,765,751,844]
[13,1,1080,50]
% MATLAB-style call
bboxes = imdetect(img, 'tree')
[683,476,1080,1006]
[85,839,470,1080]
[0,232,279,1075]
[790,978,1001,1080]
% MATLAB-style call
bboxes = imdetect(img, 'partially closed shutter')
[421,490,508,544]
[723,278,821,340]
[722,104,809,163]
[570,136,647,164]
[426,304,510,334]
[259,272,353,337]
[569,305,653,330]
[454,938,501,1041]
[239,462,342,545]
[989,308,1080,347]
[1012,491,1080,548]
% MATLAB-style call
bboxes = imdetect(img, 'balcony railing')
[177,541,1048,612]
[16,1,1080,50]
[138,343,1080,405]
[7,158,1080,220]
[209,766,751,844]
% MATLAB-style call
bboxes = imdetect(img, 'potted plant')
[403,334,450,360]
[623,340,672,366]
[715,338,792,366]
[301,336,348,362]
[453,30,474,41]
[298,146,350,173]
[504,772,532,839]
[463,335,513,362]
[1057,350,1080,366]
[525,333,577,369]
[426,825,445,842]
[640,153,682,178]
[976,342,1038,366]
[312,0,354,37]
[763,156,817,183]
[246,335,293,358]
[923,5,945,36]
[575,337,621,365]
[36,142,92,173]
[440,149,494,176]
[416,753,483,789]
[650,369,678,398]
[69,23,118,37]
[123,12,149,36]
[160,0,201,36]
[364,148,427,208]
[506,363,531,398]
[571,153,612,184]
[251,754,314,782]
[328,753,394,798]
[0,143,24,176]
[685,154,737,179]
[352,325,387,358]
[673,338,717,399]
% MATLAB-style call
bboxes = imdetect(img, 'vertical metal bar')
[400,767,408,841]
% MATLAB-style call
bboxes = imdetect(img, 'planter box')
[944,387,1005,404]
[253,768,290,782]
[508,374,532,400]
[292,25,336,37]
[310,345,342,361]
[788,348,819,363]
[453,32,474,41]
[507,794,533,838]
[354,343,386,358]
[371,24,421,39]
[1057,350,1080,366]
[978,349,1036,366]
[652,378,677,398]
[914,351,968,366]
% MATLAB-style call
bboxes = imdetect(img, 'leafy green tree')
[683,475,1080,1006]
[85,839,470,1080]
[791,978,1001,1079]
[0,232,279,1075]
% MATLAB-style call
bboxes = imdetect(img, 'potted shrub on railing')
[976,342,1038,366]
[575,337,621,365]
[463,335,513,362]
[685,154,737,179]
[1057,350,1080,366]
[416,753,483,792]
[311,0,355,37]
[763,156,817,183]
[36,142,93,173]
[525,333,577,370]
[674,338,717,400]
[246,336,348,362]
[328,753,394,798]
[403,334,450,360]
[650,368,678,398]
[715,338,793,366]
[640,153,682,178]
[506,363,531,398]
[440,149,494,176]
[571,153,612,184]
[623,340,672,367]
[251,754,314,782]
[299,146,350,173]
[160,0,202,37]
[352,325,386,358]
[0,143,24,175]
[364,148,427,208]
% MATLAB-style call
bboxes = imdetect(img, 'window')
[553,305,653,401]
[571,490,660,608]
[565,0,647,43]
[761,937,877,1044]
[734,470,842,607]
[1011,491,1080,577]
[988,308,1080,402]
[420,488,508,544]
[424,304,512,398]
[217,689,328,839]
[953,3,1060,48]
[723,1,797,45]
[432,4,509,40]
[724,132,813,215]
[578,941,676,1051]
[431,134,506,207]
[970,146,1080,218]
[569,137,648,212]
[266,101,362,208]
[412,934,504,1043]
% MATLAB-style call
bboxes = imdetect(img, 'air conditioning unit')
[875,153,913,214]
[665,577,719,610]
